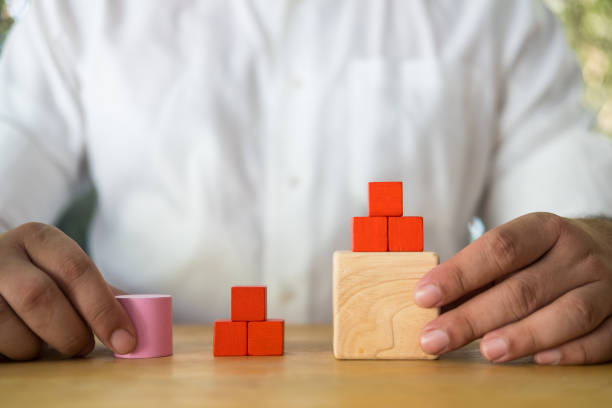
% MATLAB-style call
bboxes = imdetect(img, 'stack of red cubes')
[213,286,284,356]
[352,182,423,252]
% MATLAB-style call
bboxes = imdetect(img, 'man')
[0,1,611,364]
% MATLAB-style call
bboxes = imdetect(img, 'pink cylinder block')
[114,294,173,359]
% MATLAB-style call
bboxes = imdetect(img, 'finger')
[414,212,562,308]
[0,257,95,356]
[439,282,495,313]
[0,295,43,360]
[534,315,612,365]
[420,241,587,354]
[15,223,136,355]
[479,282,611,363]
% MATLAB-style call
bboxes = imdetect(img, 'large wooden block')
[388,216,423,252]
[368,182,403,217]
[351,217,388,252]
[333,251,439,359]
[231,286,266,321]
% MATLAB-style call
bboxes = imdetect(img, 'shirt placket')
[260,56,315,324]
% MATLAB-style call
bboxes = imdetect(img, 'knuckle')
[581,252,608,280]
[569,295,599,333]
[58,332,91,356]
[575,341,591,364]
[536,212,564,234]
[549,214,567,237]
[450,263,469,294]
[58,255,93,285]
[455,312,479,343]
[486,230,518,273]
[505,275,539,320]
[521,326,539,353]
[16,222,46,235]
[17,222,55,243]
[18,277,55,315]
[88,300,118,329]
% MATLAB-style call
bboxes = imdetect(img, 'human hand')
[414,212,612,365]
[0,223,136,360]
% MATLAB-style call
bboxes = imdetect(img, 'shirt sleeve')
[481,1,612,229]
[0,2,86,233]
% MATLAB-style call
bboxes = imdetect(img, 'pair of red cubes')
[213,286,284,356]
[352,182,424,252]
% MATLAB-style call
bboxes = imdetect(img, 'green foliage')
[548,0,612,135]
[0,0,13,50]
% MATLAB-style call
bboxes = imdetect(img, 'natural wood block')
[333,251,439,359]
[231,286,266,321]
[388,216,424,252]
[248,319,285,356]
[368,182,403,217]
[351,217,388,252]
[213,320,247,356]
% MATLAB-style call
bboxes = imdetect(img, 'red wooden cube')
[388,216,423,252]
[352,217,388,252]
[369,182,403,217]
[247,319,284,356]
[213,320,247,356]
[231,286,266,321]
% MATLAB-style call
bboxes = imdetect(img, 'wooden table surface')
[1,325,611,407]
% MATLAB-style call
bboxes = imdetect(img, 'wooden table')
[1,325,611,407]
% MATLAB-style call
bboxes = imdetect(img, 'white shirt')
[1,0,612,323]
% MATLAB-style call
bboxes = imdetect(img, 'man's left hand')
[414,212,612,365]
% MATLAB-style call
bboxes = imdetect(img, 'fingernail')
[110,329,136,355]
[535,349,561,365]
[420,329,449,354]
[481,336,509,362]
[414,284,442,307]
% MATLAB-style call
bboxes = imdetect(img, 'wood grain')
[1,325,612,407]
[333,251,439,359]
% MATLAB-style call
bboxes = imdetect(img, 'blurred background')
[1,0,611,247]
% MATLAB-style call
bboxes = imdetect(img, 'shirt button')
[288,176,300,188]
[288,75,303,89]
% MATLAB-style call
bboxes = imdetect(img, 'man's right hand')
[0,222,136,360]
